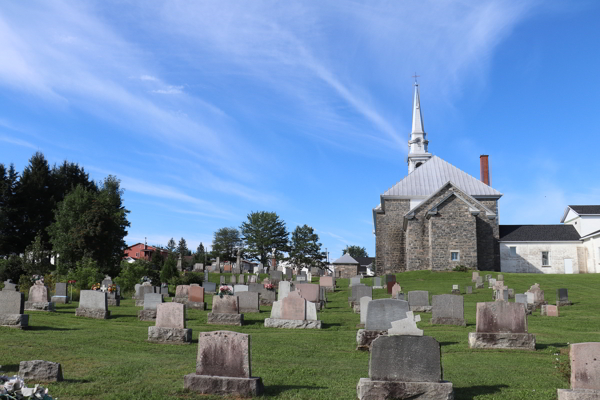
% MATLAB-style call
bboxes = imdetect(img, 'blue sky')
[1,1,599,260]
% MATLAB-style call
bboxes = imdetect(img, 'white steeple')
[407,79,431,174]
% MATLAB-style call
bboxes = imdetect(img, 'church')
[373,81,502,274]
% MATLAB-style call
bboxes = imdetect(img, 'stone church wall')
[335,263,359,279]
[375,199,410,274]
[476,199,500,271]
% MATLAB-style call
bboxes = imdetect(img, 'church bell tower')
[407,80,432,174]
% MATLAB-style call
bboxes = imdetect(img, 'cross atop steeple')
[407,79,431,174]
[412,72,420,83]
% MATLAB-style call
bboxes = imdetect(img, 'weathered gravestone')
[468,302,535,350]
[466,286,473,294]
[203,281,216,294]
[135,285,156,306]
[204,271,209,281]
[296,283,321,310]
[2,279,17,291]
[220,276,226,285]
[183,331,264,397]
[541,304,559,317]
[391,283,402,298]
[526,283,546,309]
[515,294,527,304]
[19,360,63,382]
[193,263,203,271]
[357,335,454,400]
[187,286,206,310]
[359,296,372,326]
[557,342,600,399]
[431,295,466,326]
[476,276,484,289]
[472,271,480,282]
[248,275,257,283]
[25,282,54,312]
[451,284,460,295]
[234,285,249,294]
[557,288,571,306]
[357,299,410,351]
[488,278,496,288]
[148,302,191,344]
[237,274,244,284]
[51,282,69,304]
[350,285,373,311]
[0,290,28,328]
[208,295,243,326]
[237,292,260,313]
[76,290,109,319]
[387,311,423,336]
[373,277,383,289]
[138,293,164,321]
[494,289,509,302]
[269,270,283,284]
[295,275,307,284]
[508,288,515,299]
[173,285,190,304]
[319,276,335,292]
[264,291,321,329]
[408,290,431,312]
[230,275,237,285]
[350,276,361,287]
[278,281,291,301]
[286,269,292,280]
[485,274,492,281]
[497,274,504,281]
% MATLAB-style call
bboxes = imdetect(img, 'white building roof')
[332,254,359,264]
[382,156,502,198]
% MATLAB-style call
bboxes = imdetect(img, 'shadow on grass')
[265,384,326,396]
[321,323,342,329]
[62,378,92,384]
[0,364,20,373]
[439,341,459,346]
[243,319,266,327]
[27,326,77,331]
[454,384,508,399]
[536,342,569,350]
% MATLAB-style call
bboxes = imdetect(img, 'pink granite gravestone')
[212,295,239,314]
[472,271,479,282]
[175,285,190,298]
[281,291,306,320]
[296,283,319,303]
[570,342,600,390]
[391,283,401,298]
[189,286,205,303]
[29,283,50,302]
[156,303,185,329]
[319,276,334,287]
[545,305,559,317]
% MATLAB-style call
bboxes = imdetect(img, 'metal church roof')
[332,254,359,264]
[382,156,502,198]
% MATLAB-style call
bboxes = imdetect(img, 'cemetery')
[2,270,600,399]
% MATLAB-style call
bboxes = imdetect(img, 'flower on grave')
[218,285,233,298]
[107,284,117,293]
[91,283,101,291]
[140,276,151,284]
[68,280,76,284]
[0,374,54,399]
[30,275,44,285]
[264,283,275,291]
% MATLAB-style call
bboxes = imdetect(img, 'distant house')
[354,256,376,275]
[499,205,600,274]
[332,254,360,278]
[124,243,168,261]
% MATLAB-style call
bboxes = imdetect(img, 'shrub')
[114,260,148,295]
[452,265,469,272]
[67,258,104,290]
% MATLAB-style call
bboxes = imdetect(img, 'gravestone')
[497,274,504,281]
[208,295,243,326]
[203,281,217,294]
[25,282,54,312]
[264,292,321,329]
[193,263,203,271]
[238,274,245,284]
[187,286,206,310]
[357,335,453,400]
[431,295,466,326]
[136,285,156,306]
[278,281,291,301]
[19,360,63,382]
[350,285,373,311]
[515,294,527,304]
[408,291,431,312]
[557,342,600,399]
[476,276,484,289]
[350,276,361,287]
[396,292,405,301]
[488,278,496,288]
[286,269,292,281]
[183,331,264,397]
[451,285,460,295]
[557,288,571,306]
[365,299,410,331]
[386,281,395,295]
[231,275,237,285]
[466,286,473,294]
[248,275,257,283]
[485,274,492,281]
[387,311,423,336]
[173,285,190,304]
[385,274,396,283]
[76,290,110,319]
[159,284,169,296]
[51,282,69,304]
[148,302,191,344]
[391,283,402,298]
[138,293,164,321]
[2,279,17,291]
[541,304,559,317]
[373,277,383,289]
[220,276,226,285]
[494,289,509,302]
[359,296,372,326]
[224,264,232,273]
[204,271,209,281]
[296,283,321,309]
[319,276,335,292]
[270,270,283,284]
[468,302,535,350]
[526,283,546,309]
[237,292,260,313]
[472,271,480,282]
[508,288,514,299]
[234,285,249,294]
[0,291,28,328]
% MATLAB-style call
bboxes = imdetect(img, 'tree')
[47,176,130,277]
[342,245,369,259]
[194,242,206,264]
[240,211,289,270]
[23,233,52,276]
[177,237,189,270]
[212,227,242,261]
[288,225,326,270]
[160,254,178,283]
[166,238,176,254]
[0,164,21,256]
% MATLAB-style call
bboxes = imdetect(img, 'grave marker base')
[107,298,120,306]
[138,310,157,321]
[557,389,600,400]
[184,374,264,398]
[557,301,572,307]
[147,326,192,344]
[134,300,145,307]
[172,297,188,304]
[356,329,387,351]
[75,308,110,319]
[264,318,322,329]
[431,317,466,326]
[357,378,454,400]
[186,301,206,310]
[468,332,535,350]
[19,360,63,382]
[409,306,432,312]
[259,298,275,306]
[207,313,244,326]
[24,302,55,312]
[50,296,69,304]
[0,314,28,328]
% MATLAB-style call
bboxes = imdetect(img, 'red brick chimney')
[480,155,490,185]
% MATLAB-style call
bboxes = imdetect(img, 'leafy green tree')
[160,254,178,283]
[0,255,25,283]
[23,233,52,276]
[240,211,289,271]
[115,259,148,294]
[47,176,130,277]
[67,258,105,290]
[342,245,369,259]
[288,225,326,270]
[212,227,242,261]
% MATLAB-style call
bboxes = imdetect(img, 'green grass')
[2,271,600,399]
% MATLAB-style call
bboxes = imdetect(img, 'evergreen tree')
[166,238,176,254]
[160,254,178,283]
[0,164,21,256]
[240,211,289,271]
[194,242,206,264]
[212,227,242,261]
[177,237,189,269]
[288,225,326,270]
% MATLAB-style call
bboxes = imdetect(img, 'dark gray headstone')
[557,288,568,302]
[515,294,527,304]
[247,283,262,293]
[351,285,373,302]
[270,270,283,282]
[55,283,68,297]
[431,294,465,325]
[286,269,292,280]
[237,291,259,313]
[369,336,441,382]
[0,290,24,314]
[143,293,164,310]
[203,281,216,293]
[101,277,113,288]
[160,285,169,295]
[466,286,473,294]
[396,293,405,301]
[374,277,382,287]
[385,274,396,283]
[408,291,429,307]
[136,285,154,299]
[365,299,410,330]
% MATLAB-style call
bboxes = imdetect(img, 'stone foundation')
[259,298,275,307]
[135,300,144,307]
[431,317,466,327]
[107,298,120,306]
[186,301,206,310]
[147,326,192,344]
[75,307,110,319]
[264,318,322,329]
[24,302,55,312]
[410,306,432,312]
[138,309,157,321]
[357,378,454,400]
[0,314,28,328]
[468,332,535,350]
[557,389,600,400]
[184,374,264,398]
[172,297,188,304]
[356,329,387,351]
[50,296,69,304]
[207,313,244,326]
[557,301,572,307]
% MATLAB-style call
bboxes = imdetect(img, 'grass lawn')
[2,271,600,400]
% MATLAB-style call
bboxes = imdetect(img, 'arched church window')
[415,162,422,168]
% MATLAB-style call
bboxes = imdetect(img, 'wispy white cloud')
[151,85,183,95]
[0,135,38,150]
